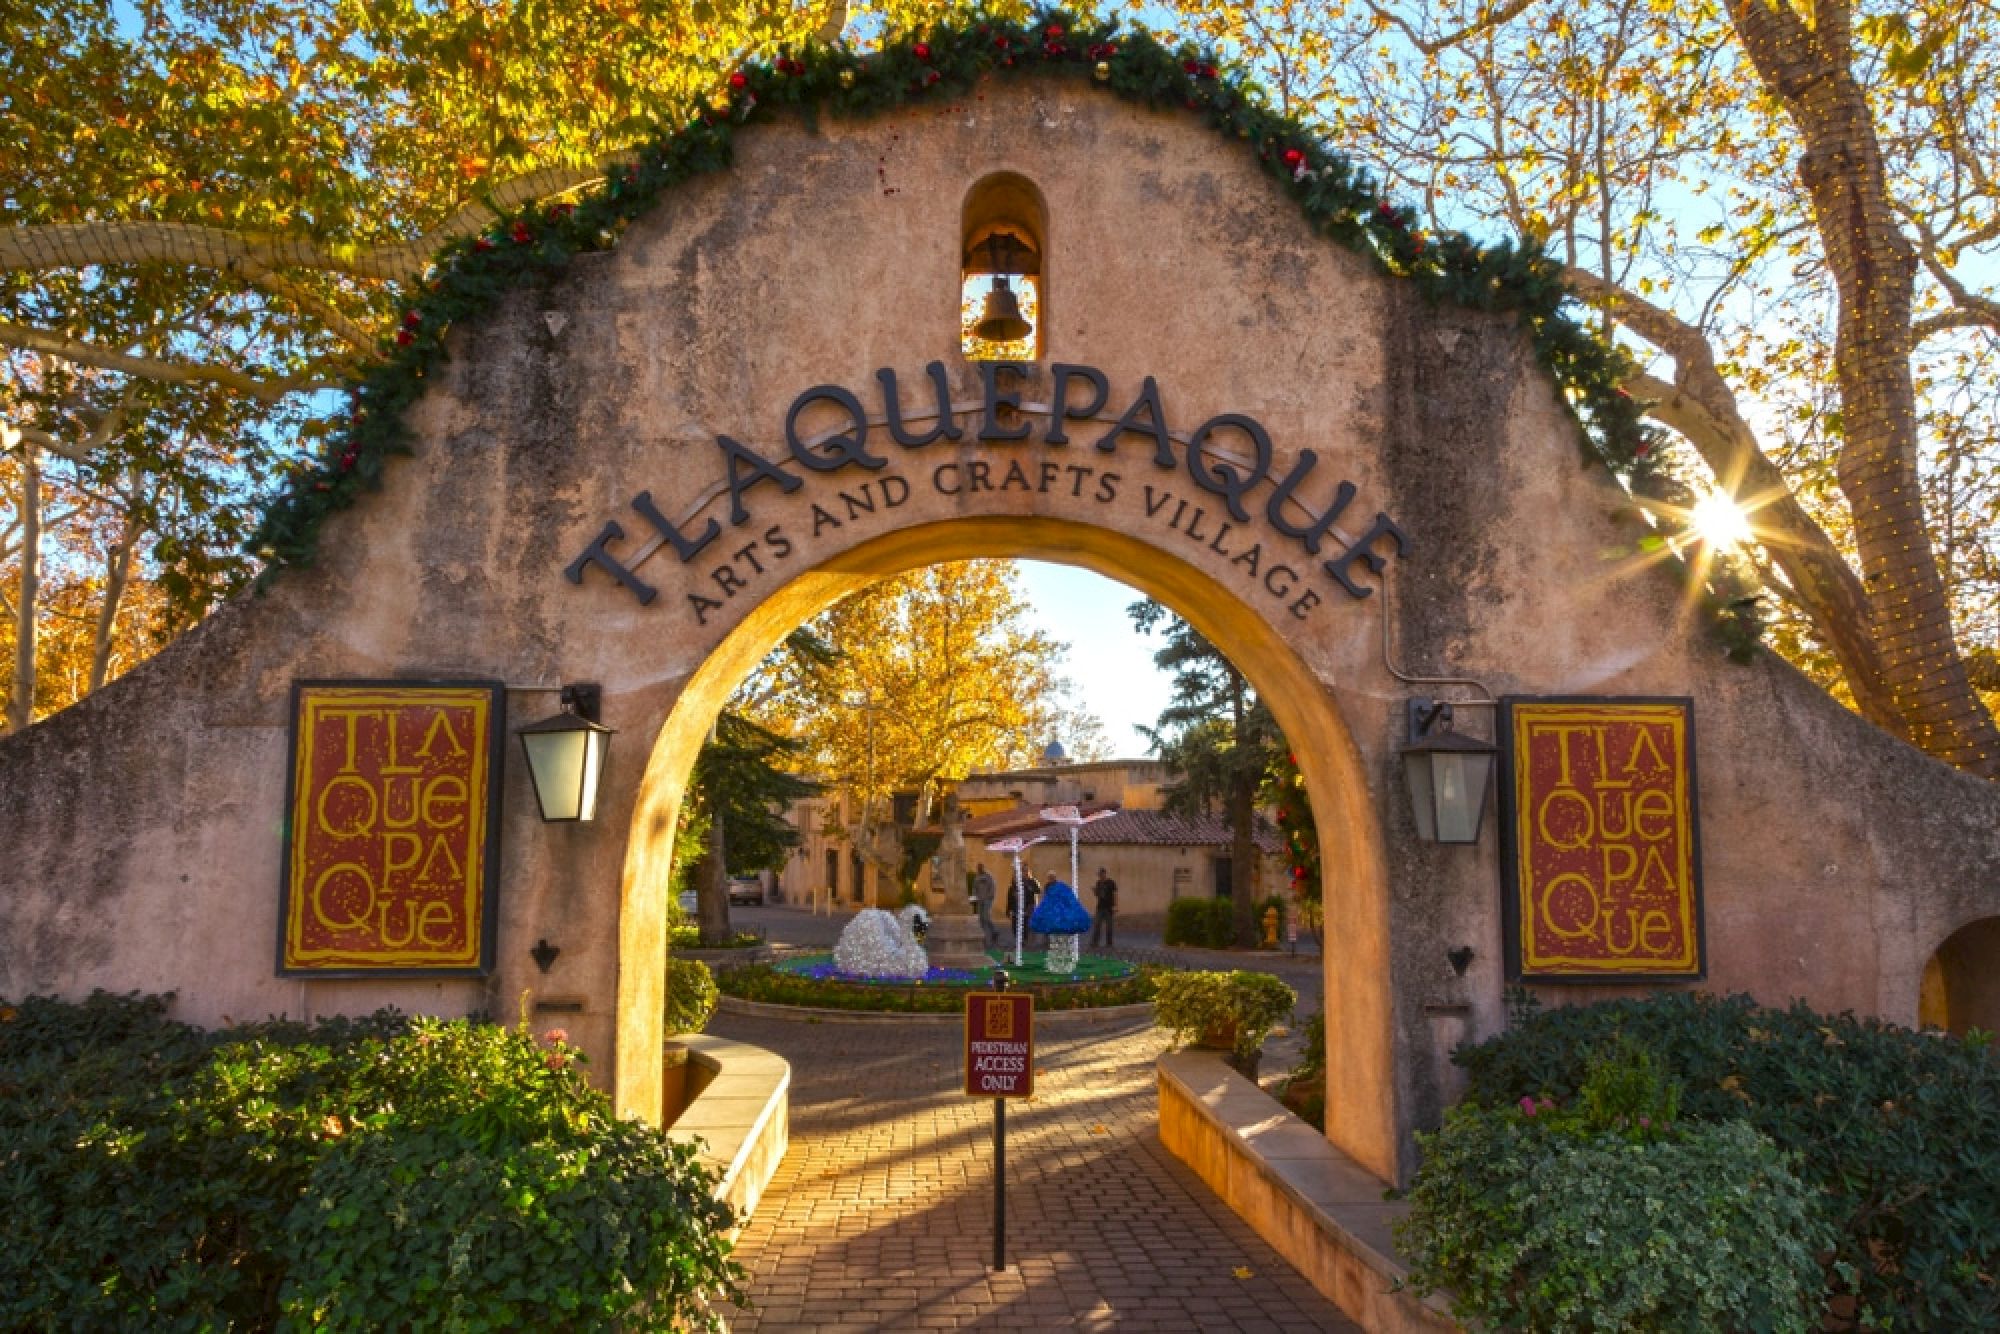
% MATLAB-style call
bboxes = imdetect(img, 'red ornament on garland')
[394,329,414,346]
[473,236,494,253]
[1283,148,1305,170]
[913,41,931,60]
[729,71,748,90]
[402,310,421,328]
[510,220,533,244]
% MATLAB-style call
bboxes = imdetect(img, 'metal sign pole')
[991,969,1009,1273]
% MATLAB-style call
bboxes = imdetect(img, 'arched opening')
[613,516,1398,1179]
[1918,916,2000,1035]
[961,172,1047,361]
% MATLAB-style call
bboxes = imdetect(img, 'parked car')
[676,888,698,917]
[727,875,765,905]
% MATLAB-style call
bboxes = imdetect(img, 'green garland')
[1262,747,1321,907]
[247,5,1760,659]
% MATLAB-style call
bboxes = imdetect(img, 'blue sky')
[1013,561,1173,758]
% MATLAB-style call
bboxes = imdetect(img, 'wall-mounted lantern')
[1399,697,1496,845]
[517,683,613,822]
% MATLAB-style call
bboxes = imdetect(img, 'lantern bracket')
[560,683,602,723]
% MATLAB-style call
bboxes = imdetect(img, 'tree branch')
[0,322,340,403]
[1560,263,1905,735]
[1365,0,1549,57]
[0,157,633,285]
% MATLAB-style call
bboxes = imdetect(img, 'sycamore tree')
[1162,0,2000,774]
[0,0,939,731]
[738,559,1098,884]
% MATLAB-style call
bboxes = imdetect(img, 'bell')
[974,277,1031,342]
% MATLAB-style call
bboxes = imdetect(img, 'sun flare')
[1691,491,1754,550]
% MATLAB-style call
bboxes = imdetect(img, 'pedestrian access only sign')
[964,991,1034,1098]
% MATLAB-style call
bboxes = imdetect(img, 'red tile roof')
[972,806,1280,853]
[963,800,1119,838]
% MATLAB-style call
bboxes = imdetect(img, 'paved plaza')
[710,906,1357,1331]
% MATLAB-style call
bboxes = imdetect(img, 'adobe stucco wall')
[4,80,1999,1182]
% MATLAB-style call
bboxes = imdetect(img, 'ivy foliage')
[247,5,1760,659]
[1398,1105,1830,1333]
[1448,992,2000,1328]
[0,991,741,1331]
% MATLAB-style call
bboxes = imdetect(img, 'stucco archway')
[10,72,2000,1193]
[614,517,1397,1176]
[1919,916,2000,1036]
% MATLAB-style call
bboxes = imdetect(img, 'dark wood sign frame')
[1497,695,1706,984]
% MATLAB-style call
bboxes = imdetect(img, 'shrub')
[1153,969,1296,1066]
[0,992,741,1331]
[1398,1106,1831,1333]
[670,924,761,950]
[1277,1009,1327,1129]
[666,956,720,1036]
[1163,897,1232,948]
[1454,992,2000,1327]
[279,1029,735,1331]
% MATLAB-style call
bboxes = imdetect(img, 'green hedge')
[1400,1106,1829,1332]
[0,991,741,1331]
[719,963,1160,1013]
[1449,992,2000,1327]
[1163,897,1233,948]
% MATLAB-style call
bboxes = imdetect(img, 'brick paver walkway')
[710,1009,1359,1331]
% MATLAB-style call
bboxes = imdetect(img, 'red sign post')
[967,979,1034,1273]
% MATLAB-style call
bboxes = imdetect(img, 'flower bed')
[719,957,1158,1014]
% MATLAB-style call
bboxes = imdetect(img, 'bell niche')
[961,172,1047,361]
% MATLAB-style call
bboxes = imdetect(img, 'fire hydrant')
[1261,905,1280,948]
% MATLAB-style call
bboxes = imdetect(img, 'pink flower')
[1519,1096,1538,1117]
[541,1027,569,1046]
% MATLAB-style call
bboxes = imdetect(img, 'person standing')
[1090,866,1118,950]
[971,862,998,948]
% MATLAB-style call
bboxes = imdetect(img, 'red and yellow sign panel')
[965,992,1035,1098]
[280,682,505,975]
[1500,698,1704,981]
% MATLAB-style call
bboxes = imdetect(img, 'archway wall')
[4,83,2000,1181]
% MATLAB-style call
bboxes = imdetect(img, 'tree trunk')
[88,515,142,693]
[698,805,732,945]
[1725,1,2000,776]
[6,444,40,734]
[1229,775,1258,949]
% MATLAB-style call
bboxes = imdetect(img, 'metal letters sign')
[279,681,505,976]
[1499,697,1705,982]
[965,991,1035,1098]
